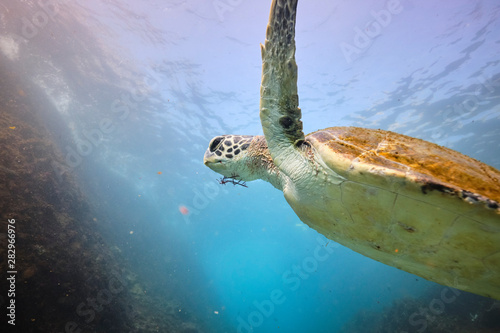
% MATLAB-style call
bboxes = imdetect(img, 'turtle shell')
[289,126,500,299]
[308,126,500,206]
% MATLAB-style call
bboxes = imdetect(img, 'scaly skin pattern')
[260,0,305,171]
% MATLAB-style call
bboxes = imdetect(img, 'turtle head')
[204,135,282,189]
[204,134,255,179]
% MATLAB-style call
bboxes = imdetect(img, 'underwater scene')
[1,0,500,332]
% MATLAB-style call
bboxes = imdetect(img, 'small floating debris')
[179,205,189,215]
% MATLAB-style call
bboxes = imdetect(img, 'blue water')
[2,0,499,332]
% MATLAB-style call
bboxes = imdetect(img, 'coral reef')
[0,58,202,332]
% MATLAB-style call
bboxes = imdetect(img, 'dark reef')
[340,285,500,333]
[0,53,201,332]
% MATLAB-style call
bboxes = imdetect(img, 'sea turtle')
[204,0,500,299]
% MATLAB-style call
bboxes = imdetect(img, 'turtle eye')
[209,137,223,152]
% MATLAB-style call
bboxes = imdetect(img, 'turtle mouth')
[203,159,220,166]
[203,150,223,168]
[204,159,226,175]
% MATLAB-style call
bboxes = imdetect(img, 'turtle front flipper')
[260,0,305,167]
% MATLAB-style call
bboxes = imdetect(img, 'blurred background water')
[1,0,499,332]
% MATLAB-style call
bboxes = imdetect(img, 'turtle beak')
[203,150,212,166]
[203,149,220,167]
